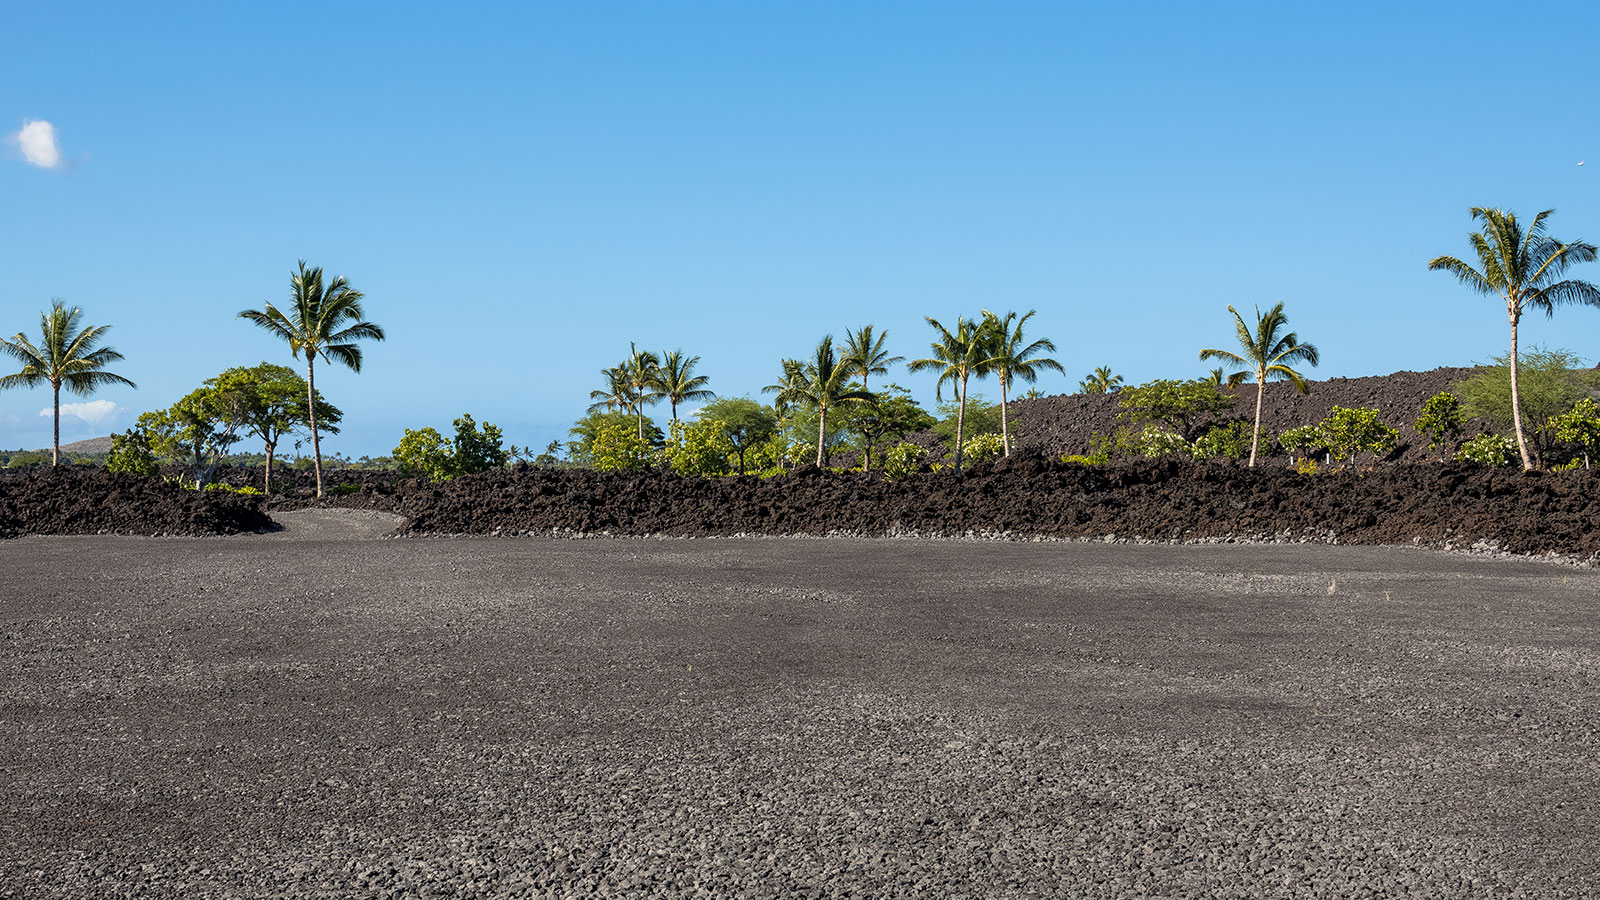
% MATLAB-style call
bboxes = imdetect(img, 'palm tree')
[908,316,993,474]
[1,301,136,465]
[588,365,634,414]
[768,337,873,467]
[1206,367,1249,389]
[761,358,809,413]
[1429,208,1600,470]
[238,260,384,497]
[980,309,1063,456]
[621,343,664,440]
[841,325,903,395]
[657,350,714,421]
[1198,302,1319,467]
[1079,367,1123,394]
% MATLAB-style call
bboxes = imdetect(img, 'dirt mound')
[391,457,1600,560]
[0,468,274,538]
[956,367,1488,461]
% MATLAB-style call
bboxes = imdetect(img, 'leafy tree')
[1079,366,1123,394]
[841,325,903,395]
[393,427,453,481]
[834,384,935,469]
[1541,398,1600,468]
[139,381,260,489]
[450,414,508,475]
[1451,347,1600,466]
[0,301,136,465]
[980,309,1063,456]
[657,350,714,421]
[1414,392,1465,462]
[931,394,1002,447]
[1319,406,1398,467]
[908,316,994,474]
[662,418,735,476]
[1118,379,1234,440]
[105,428,158,477]
[212,362,341,493]
[238,260,384,496]
[1429,208,1600,470]
[767,336,873,467]
[593,421,653,472]
[1198,302,1320,467]
[568,410,653,465]
[696,397,779,475]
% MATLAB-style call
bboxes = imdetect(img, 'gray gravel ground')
[2,510,1597,898]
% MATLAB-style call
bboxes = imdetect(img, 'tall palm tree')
[621,342,664,440]
[1429,208,1600,470]
[238,260,384,497]
[588,365,634,413]
[1079,366,1123,394]
[841,325,903,395]
[1,301,135,465]
[768,337,873,467]
[908,316,993,474]
[761,358,809,413]
[1198,302,1319,467]
[657,350,714,421]
[980,309,1064,456]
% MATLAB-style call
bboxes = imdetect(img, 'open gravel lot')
[3,511,1597,898]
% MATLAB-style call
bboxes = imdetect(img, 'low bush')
[105,429,159,477]
[961,433,1005,466]
[1456,433,1518,467]
[882,443,926,481]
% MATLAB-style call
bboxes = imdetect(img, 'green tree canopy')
[696,397,779,475]
[1118,379,1235,440]
[1451,347,1600,467]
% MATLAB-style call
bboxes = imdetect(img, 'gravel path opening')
[2,536,1595,898]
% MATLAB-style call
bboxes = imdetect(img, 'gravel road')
[2,512,1597,898]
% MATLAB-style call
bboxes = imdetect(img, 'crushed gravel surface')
[2,521,1597,898]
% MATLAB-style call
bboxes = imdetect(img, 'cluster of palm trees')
[587,344,714,438]
[758,311,1063,472]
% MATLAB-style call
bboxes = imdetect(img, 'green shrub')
[105,429,159,477]
[1278,424,1324,461]
[661,419,734,476]
[1125,424,1192,459]
[204,483,264,496]
[1414,392,1464,461]
[961,433,1005,466]
[1192,420,1266,460]
[1320,406,1398,466]
[393,426,454,481]
[882,443,926,481]
[1457,433,1518,467]
[593,422,654,472]
[1541,397,1600,468]
[328,483,361,496]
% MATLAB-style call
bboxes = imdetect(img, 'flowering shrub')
[1456,433,1518,467]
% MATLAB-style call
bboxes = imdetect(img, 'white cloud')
[41,400,118,422]
[11,119,63,169]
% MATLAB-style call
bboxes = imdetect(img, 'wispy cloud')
[9,119,64,169]
[41,400,119,422]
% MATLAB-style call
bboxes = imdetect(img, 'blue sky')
[4,2,1598,455]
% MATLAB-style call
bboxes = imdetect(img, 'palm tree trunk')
[264,439,276,494]
[307,356,324,497]
[1509,314,1534,471]
[999,373,1011,456]
[1249,374,1265,467]
[51,382,61,466]
[816,405,827,468]
[954,374,968,475]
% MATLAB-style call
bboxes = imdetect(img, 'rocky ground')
[2,516,1596,898]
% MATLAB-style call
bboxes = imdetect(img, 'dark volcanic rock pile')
[393,457,1600,560]
[980,367,1488,461]
[0,468,274,538]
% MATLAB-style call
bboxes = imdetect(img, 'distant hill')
[35,435,116,456]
